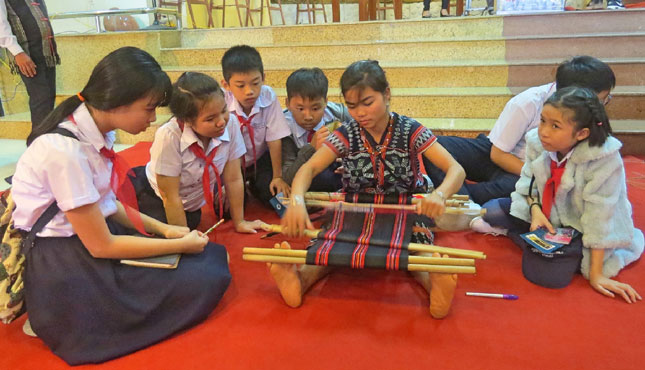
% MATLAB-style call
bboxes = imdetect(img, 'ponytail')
[27,96,83,146]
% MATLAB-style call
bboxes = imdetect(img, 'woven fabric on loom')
[305,208,414,270]
[344,192,413,205]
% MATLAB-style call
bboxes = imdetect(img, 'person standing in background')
[0,0,59,133]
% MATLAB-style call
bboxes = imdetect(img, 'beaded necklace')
[359,113,395,189]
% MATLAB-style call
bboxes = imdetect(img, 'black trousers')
[20,63,56,132]
[423,134,520,205]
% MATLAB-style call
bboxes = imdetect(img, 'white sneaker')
[22,319,37,337]
[469,216,508,236]
[607,0,625,9]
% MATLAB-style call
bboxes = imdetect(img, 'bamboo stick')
[306,200,473,215]
[282,192,471,203]
[260,224,486,260]
[407,244,486,260]
[243,247,476,266]
[242,254,304,264]
[242,253,476,274]
[407,264,476,274]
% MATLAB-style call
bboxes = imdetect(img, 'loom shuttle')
[466,292,518,300]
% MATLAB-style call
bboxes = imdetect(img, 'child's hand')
[270,177,291,197]
[530,206,555,233]
[181,230,209,254]
[312,126,330,150]
[414,192,445,219]
[590,275,642,303]
[235,219,266,234]
[162,224,190,239]
[281,196,313,238]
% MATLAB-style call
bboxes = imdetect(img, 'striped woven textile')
[305,203,417,270]
[344,192,413,205]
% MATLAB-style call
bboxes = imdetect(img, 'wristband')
[432,190,446,202]
[291,195,305,206]
[530,202,542,211]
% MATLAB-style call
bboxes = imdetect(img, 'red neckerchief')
[306,130,315,143]
[177,121,224,222]
[359,114,394,189]
[234,112,258,177]
[542,159,567,220]
[68,115,150,236]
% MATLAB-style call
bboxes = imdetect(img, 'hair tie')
[77,92,85,102]
[597,122,602,126]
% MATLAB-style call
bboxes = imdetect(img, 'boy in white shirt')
[281,68,351,191]
[424,56,616,206]
[220,45,291,204]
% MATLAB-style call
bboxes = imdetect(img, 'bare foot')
[429,253,458,319]
[268,241,303,308]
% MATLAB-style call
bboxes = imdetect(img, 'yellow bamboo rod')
[243,247,476,266]
[407,244,486,260]
[407,264,476,274]
[305,200,475,215]
[260,224,487,260]
[242,253,476,274]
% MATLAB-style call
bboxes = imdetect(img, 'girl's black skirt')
[24,220,231,365]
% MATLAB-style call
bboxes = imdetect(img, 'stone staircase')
[1,9,644,153]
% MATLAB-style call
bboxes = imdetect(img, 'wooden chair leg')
[394,0,402,19]
[235,0,245,25]
[245,0,254,26]
[188,3,198,28]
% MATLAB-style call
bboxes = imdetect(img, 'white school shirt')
[224,85,291,166]
[548,149,574,167]
[146,115,246,212]
[12,104,118,237]
[0,0,24,56]
[285,106,338,149]
[488,83,556,161]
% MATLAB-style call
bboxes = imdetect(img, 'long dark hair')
[27,46,171,145]
[544,86,612,147]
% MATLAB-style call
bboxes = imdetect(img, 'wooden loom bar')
[243,247,476,266]
[242,253,477,274]
[260,224,487,260]
[305,200,479,216]
[299,192,470,202]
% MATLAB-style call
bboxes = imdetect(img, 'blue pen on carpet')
[466,292,518,300]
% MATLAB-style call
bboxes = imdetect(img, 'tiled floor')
[0,139,131,191]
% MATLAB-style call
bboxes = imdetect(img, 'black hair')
[169,72,224,123]
[221,45,264,82]
[286,68,329,101]
[27,46,171,146]
[544,86,612,147]
[555,56,616,93]
[340,60,389,97]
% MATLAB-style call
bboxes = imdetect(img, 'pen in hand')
[204,219,225,236]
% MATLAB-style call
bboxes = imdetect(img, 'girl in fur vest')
[475,86,642,302]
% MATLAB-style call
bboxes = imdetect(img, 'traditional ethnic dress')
[324,112,438,247]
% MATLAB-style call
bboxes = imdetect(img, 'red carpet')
[1,143,643,370]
